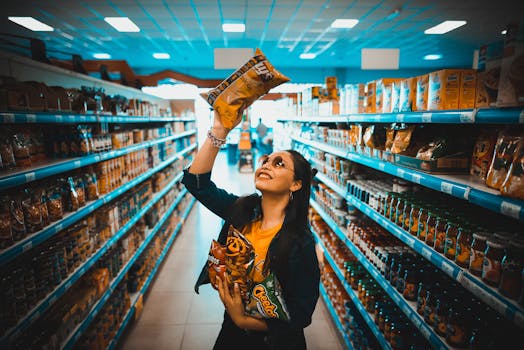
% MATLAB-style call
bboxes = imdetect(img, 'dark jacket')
[182,170,320,349]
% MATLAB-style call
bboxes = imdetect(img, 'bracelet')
[207,129,227,148]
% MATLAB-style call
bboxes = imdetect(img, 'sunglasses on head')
[258,154,294,172]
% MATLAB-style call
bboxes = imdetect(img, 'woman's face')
[254,151,301,195]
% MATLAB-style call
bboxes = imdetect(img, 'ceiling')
[0,0,522,79]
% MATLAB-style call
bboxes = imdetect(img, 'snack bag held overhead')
[201,48,290,129]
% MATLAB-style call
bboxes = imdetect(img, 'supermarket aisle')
[120,151,344,350]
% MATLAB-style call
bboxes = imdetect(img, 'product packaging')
[476,41,504,108]
[399,77,417,112]
[459,70,477,109]
[246,272,291,321]
[376,78,402,113]
[365,81,377,113]
[391,81,402,113]
[415,74,430,111]
[497,21,524,107]
[428,69,472,110]
[201,48,290,129]
[500,139,524,199]
[486,132,522,189]
[224,225,255,301]
[470,130,498,179]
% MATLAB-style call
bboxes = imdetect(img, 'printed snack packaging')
[415,74,430,111]
[246,272,291,321]
[470,130,498,180]
[428,69,472,110]
[207,240,227,290]
[497,21,524,107]
[399,77,418,112]
[356,83,366,113]
[201,48,290,129]
[485,133,522,189]
[475,41,504,108]
[225,225,254,301]
[459,70,477,109]
[365,81,377,113]
[500,139,524,200]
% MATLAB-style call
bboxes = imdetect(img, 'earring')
[289,191,294,201]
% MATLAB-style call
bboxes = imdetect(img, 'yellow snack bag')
[200,48,290,129]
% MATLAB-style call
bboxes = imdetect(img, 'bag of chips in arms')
[246,272,291,321]
[225,225,255,301]
[200,48,290,130]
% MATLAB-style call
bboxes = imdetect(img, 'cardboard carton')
[399,77,418,112]
[357,83,366,113]
[415,74,429,111]
[391,81,401,113]
[475,41,504,108]
[365,81,376,113]
[376,78,402,113]
[459,70,477,109]
[428,69,464,110]
[497,21,524,107]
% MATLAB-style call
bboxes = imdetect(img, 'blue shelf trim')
[319,283,355,350]
[0,112,196,124]
[278,108,524,124]
[312,227,392,350]
[345,195,524,330]
[0,129,196,190]
[61,189,189,350]
[107,197,195,350]
[295,136,524,221]
[0,143,196,267]
[0,174,186,347]
[311,199,451,350]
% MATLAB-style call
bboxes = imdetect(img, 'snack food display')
[201,48,289,129]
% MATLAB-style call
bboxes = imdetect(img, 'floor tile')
[139,291,193,325]
[180,324,222,350]
[186,284,225,324]
[120,325,184,350]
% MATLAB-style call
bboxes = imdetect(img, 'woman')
[182,111,320,350]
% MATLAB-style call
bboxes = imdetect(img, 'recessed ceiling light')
[104,17,140,32]
[153,53,170,59]
[330,19,359,29]
[93,53,111,59]
[501,29,507,35]
[424,20,466,34]
[424,54,442,60]
[222,23,245,33]
[8,17,54,31]
[300,53,316,59]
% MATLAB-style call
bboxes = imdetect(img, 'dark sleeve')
[266,234,321,349]
[182,169,239,221]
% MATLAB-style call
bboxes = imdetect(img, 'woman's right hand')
[211,110,230,139]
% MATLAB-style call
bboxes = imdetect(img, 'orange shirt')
[243,220,282,283]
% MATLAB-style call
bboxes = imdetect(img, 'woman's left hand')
[216,277,245,328]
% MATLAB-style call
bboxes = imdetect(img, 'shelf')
[345,195,524,330]
[107,197,196,350]
[0,143,196,267]
[61,189,190,350]
[310,199,454,350]
[0,112,195,124]
[314,172,347,199]
[0,129,197,190]
[294,136,524,221]
[319,283,355,350]
[278,108,524,124]
[0,173,186,347]
[312,228,392,350]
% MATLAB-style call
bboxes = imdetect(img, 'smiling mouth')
[258,172,272,179]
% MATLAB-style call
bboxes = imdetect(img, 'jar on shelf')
[433,214,448,253]
[403,265,418,301]
[455,226,473,268]
[469,232,490,277]
[402,202,414,231]
[417,206,429,242]
[482,237,507,287]
[444,220,460,260]
[408,202,421,236]
[446,303,471,348]
[423,287,438,325]
[425,209,439,247]
[433,290,449,337]
[388,193,400,222]
[395,195,407,227]
[499,240,524,300]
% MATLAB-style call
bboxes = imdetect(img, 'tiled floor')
[120,151,344,350]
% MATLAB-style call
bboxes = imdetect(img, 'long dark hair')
[229,149,315,288]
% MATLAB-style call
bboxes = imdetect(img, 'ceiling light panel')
[331,19,359,29]
[153,53,170,59]
[8,17,54,31]
[222,23,245,32]
[93,53,111,59]
[104,17,140,32]
[424,20,467,34]
[300,53,316,59]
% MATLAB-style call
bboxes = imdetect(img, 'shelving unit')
[107,197,196,350]
[61,190,192,350]
[313,227,392,350]
[293,136,524,220]
[278,107,524,124]
[0,111,195,124]
[319,283,355,350]
[311,200,455,350]
[0,143,196,266]
[0,129,196,190]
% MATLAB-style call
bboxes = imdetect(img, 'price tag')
[65,281,72,290]
[397,168,406,178]
[30,310,41,322]
[401,304,411,315]
[49,295,57,305]
[56,115,64,122]
[392,293,400,304]
[397,114,405,122]
[440,261,455,277]
[79,266,85,275]
[371,269,379,278]
[421,113,432,123]
[464,187,471,200]
[25,172,36,182]
[378,162,386,171]
[22,241,33,252]
[420,325,431,339]
[460,111,475,123]
[411,315,421,328]
[501,201,521,219]
[55,223,63,232]
[519,109,524,124]
[26,114,36,123]
[404,236,415,248]
[421,247,433,260]
[411,173,422,184]
[3,113,15,123]
[74,160,81,168]
[440,182,453,195]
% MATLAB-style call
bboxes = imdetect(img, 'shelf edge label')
[25,172,36,182]
[440,182,453,195]
[500,201,521,219]
[421,247,433,260]
[3,113,15,123]
[411,173,422,184]
[421,113,432,123]
[22,241,33,252]
[460,111,475,123]
[26,114,36,123]
[519,109,524,124]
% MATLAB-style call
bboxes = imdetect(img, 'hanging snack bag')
[246,272,291,321]
[486,133,522,189]
[200,48,290,129]
[470,130,498,180]
[391,125,416,154]
[225,225,255,301]
[208,240,227,290]
[501,139,524,200]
